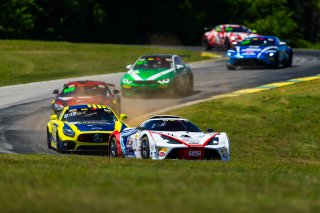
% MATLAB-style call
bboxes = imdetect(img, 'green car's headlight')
[122,78,133,84]
[157,78,170,84]
[63,124,75,137]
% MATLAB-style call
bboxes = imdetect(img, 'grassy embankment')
[0,40,214,87]
[1,79,320,212]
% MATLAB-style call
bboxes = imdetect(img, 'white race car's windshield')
[241,37,275,46]
[61,85,108,97]
[140,120,202,132]
[225,26,248,32]
[62,108,116,123]
[133,56,172,70]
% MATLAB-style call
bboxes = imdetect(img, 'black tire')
[140,136,150,159]
[202,39,212,50]
[187,74,194,95]
[109,137,118,158]
[285,51,293,67]
[224,38,231,50]
[56,132,63,153]
[47,128,52,149]
[226,64,236,70]
[272,52,279,68]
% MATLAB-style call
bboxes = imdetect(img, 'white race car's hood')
[151,131,214,145]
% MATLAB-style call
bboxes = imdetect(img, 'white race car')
[109,115,230,160]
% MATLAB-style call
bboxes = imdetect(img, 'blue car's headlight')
[63,124,75,137]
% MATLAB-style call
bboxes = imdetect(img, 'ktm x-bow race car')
[109,115,230,160]
[52,80,121,116]
[120,54,193,97]
[202,24,258,50]
[47,104,127,153]
[226,36,293,70]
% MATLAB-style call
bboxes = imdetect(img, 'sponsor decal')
[159,151,166,157]
[188,150,202,157]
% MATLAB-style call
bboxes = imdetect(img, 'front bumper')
[121,83,172,96]
[227,56,276,67]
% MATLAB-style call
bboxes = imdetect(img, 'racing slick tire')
[226,64,236,70]
[56,133,64,153]
[202,39,212,50]
[109,137,118,158]
[272,52,279,68]
[285,51,293,67]
[141,136,150,159]
[47,128,52,149]
[224,38,231,50]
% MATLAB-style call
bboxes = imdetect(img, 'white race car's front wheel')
[141,136,150,159]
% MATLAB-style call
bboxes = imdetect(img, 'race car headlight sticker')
[157,78,170,84]
[269,52,275,57]
[208,137,219,145]
[63,124,75,137]
[53,103,64,111]
[160,135,180,144]
[122,78,133,84]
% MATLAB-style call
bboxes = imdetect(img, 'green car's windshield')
[240,37,275,46]
[133,56,172,70]
[62,108,116,123]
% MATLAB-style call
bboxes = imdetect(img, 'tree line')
[0,0,319,46]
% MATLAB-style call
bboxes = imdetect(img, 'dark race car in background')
[52,80,121,116]
[226,36,293,70]
[202,24,258,50]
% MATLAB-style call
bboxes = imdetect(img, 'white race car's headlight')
[208,137,219,145]
[122,78,133,84]
[157,78,170,84]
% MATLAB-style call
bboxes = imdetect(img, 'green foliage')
[248,10,297,40]
[0,0,39,38]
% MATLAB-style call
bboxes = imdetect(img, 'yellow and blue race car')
[47,104,127,153]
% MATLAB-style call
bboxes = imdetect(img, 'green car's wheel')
[109,137,118,158]
[187,75,194,95]
[47,128,52,149]
[141,136,150,159]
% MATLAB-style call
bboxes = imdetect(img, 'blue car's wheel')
[285,51,293,67]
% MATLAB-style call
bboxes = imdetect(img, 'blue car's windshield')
[133,56,172,70]
[62,108,116,123]
[240,37,275,46]
[139,119,202,132]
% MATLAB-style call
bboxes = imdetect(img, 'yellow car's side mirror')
[119,114,127,121]
[50,114,58,120]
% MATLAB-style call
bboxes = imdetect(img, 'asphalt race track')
[1,49,320,154]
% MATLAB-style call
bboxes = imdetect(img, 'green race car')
[121,54,193,97]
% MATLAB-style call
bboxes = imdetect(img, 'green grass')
[0,40,213,87]
[1,80,320,212]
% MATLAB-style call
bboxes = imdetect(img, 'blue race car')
[226,36,293,70]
